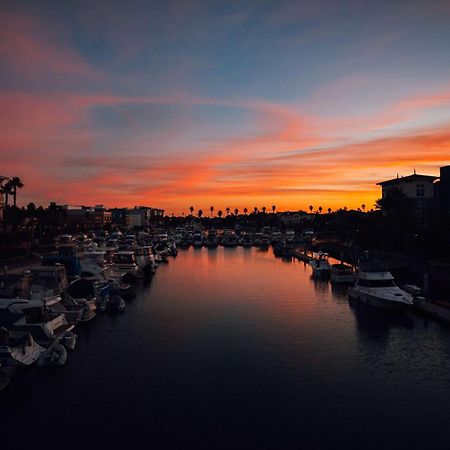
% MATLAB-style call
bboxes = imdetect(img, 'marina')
[2,243,450,449]
[2,2,450,448]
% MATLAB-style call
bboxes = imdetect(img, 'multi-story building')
[63,205,112,229]
[125,206,164,228]
[439,165,450,215]
[377,171,440,226]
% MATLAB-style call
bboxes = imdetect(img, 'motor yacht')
[348,265,413,310]
[309,253,331,277]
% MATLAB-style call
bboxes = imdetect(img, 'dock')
[414,302,450,325]
[292,248,311,263]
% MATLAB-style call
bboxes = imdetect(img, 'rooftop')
[377,173,439,186]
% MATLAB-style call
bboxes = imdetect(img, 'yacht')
[206,230,219,248]
[0,298,74,345]
[309,253,331,277]
[192,232,204,248]
[348,266,413,310]
[330,263,355,284]
[31,266,96,323]
[110,251,142,281]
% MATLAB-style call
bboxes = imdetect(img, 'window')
[416,184,425,197]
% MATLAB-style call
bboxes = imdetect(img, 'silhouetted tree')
[234,208,239,216]
[309,205,313,214]
[318,206,322,214]
[327,207,332,214]
[197,209,203,218]
[1,182,12,207]
[361,204,366,212]
[189,206,194,216]
[9,176,24,207]
[217,210,223,218]
[226,207,230,216]
[272,205,276,213]
[262,206,266,214]
[243,208,248,215]
[210,206,214,217]
[253,207,258,214]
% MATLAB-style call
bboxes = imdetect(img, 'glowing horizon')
[1,1,450,215]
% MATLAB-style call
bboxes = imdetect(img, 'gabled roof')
[377,173,438,186]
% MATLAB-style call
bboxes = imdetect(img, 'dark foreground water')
[2,247,450,450]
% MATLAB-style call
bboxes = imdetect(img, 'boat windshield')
[113,254,135,264]
[357,279,396,287]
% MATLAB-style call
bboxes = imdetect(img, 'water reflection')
[349,297,415,341]
[2,246,450,450]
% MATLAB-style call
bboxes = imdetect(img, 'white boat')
[110,251,142,281]
[0,298,74,345]
[309,253,331,277]
[31,267,96,323]
[0,327,45,367]
[348,269,413,311]
[330,263,355,284]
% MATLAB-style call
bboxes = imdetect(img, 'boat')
[330,263,355,284]
[223,232,238,247]
[0,299,75,345]
[402,285,426,305]
[309,253,331,277]
[110,251,142,282]
[0,327,46,367]
[348,262,413,310]
[192,232,204,248]
[31,266,96,323]
[134,246,156,278]
[206,230,219,248]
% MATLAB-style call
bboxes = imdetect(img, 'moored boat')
[309,253,331,277]
[348,266,413,311]
[330,263,355,284]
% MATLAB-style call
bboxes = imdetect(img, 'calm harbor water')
[2,247,450,449]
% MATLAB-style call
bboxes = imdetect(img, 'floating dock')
[414,302,450,325]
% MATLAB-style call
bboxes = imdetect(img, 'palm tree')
[210,206,214,218]
[253,207,258,214]
[189,206,194,216]
[361,204,366,212]
[272,205,276,213]
[9,176,24,207]
[309,205,313,214]
[197,209,203,218]
[261,206,266,214]
[0,182,11,207]
[318,206,322,214]
[234,208,239,216]
[226,207,230,216]
[243,207,248,215]
[217,210,223,218]
[327,207,332,214]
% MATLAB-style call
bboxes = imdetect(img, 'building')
[63,205,112,229]
[377,171,440,225]
[125,206,164,228]
[439,165,450,215]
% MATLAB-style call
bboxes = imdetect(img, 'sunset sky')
[1,0,450,214]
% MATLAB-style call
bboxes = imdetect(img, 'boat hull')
[348,288,409,311]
